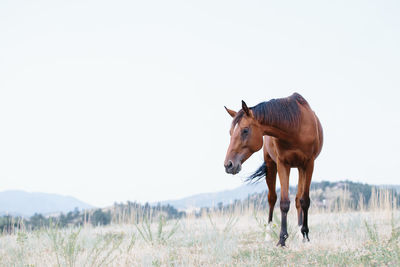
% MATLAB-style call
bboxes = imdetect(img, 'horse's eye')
[242,128,249,137]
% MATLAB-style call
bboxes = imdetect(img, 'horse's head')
[224,101,264,175]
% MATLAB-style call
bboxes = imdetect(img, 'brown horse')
[224,93,323,246]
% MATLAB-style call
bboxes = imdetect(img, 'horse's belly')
[264,136,310,167]
[281,151,309,167]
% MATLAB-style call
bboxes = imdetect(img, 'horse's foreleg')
[265,155,277,223]
[276,161,290,247]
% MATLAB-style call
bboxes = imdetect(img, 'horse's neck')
[260,122,293,141]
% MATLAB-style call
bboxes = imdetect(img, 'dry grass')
[1,189,400,266]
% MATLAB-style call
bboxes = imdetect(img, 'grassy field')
[1,192,400,266]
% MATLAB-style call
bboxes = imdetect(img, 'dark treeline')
[0,208,109,233]
[309,180,400,209]
[111,201,185,224]
[196,180,400,215]
[0,202,185,234]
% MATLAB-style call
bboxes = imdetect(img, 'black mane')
[233,93,307,130]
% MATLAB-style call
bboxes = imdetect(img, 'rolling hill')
[0,190,94,217]
[157,182,267,211]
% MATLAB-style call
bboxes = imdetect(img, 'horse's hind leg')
[295,197,303,226]
[296,178,304,226]
[265,153,277,223]
[299,160,314,242]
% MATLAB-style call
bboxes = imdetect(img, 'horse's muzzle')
[224,160,242,175]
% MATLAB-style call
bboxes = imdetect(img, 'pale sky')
[1,0,400,207]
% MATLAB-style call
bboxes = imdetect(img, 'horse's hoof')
[302,233,310,243]
[265,235,271,242]
[264,224,273,242]
[276,241,286,247]
[277,234,288,247]
[296,226,303,240]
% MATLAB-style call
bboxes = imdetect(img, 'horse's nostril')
[225,160,234,173]
[227,161,233,169]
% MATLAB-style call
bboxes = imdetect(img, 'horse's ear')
[242,100,250,116]
[224,106,237,118]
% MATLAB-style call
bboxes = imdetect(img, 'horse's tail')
[245,162,267,184]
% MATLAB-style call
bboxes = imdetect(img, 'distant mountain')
[0,190,94,217]
[157,183,267,211]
